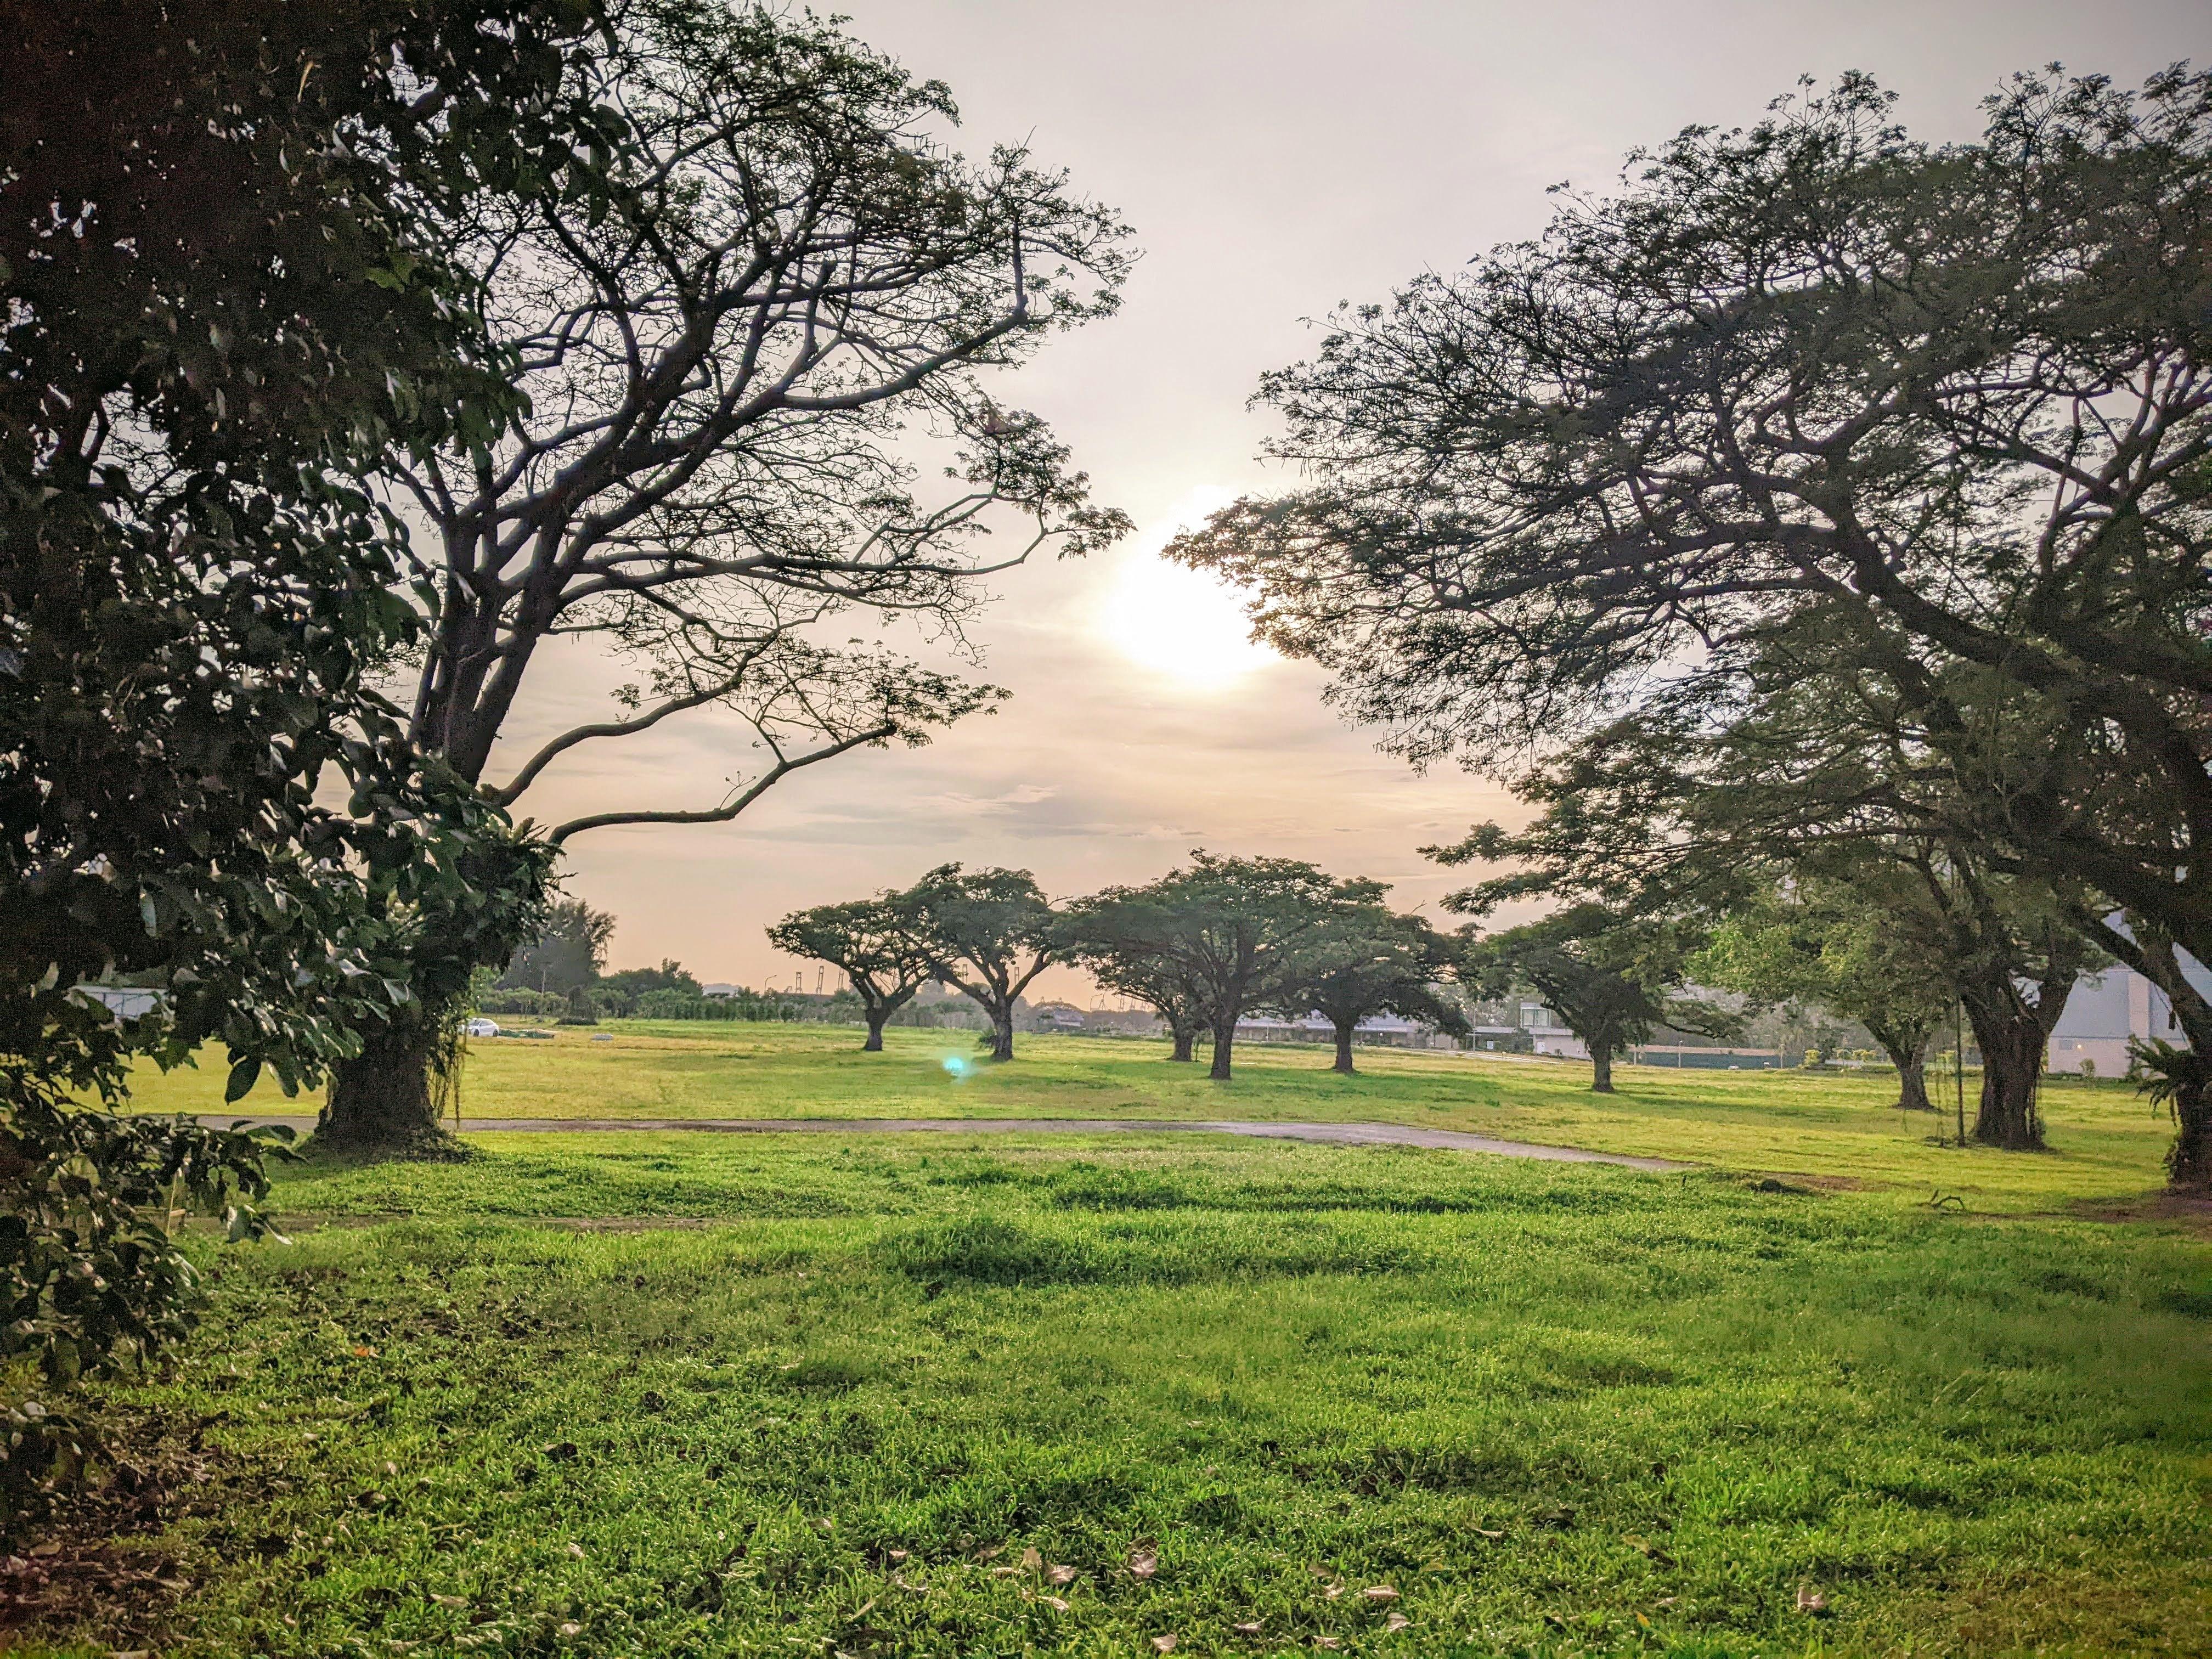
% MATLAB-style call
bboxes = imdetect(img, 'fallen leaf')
[352,1346,377,1358]
[1152,1638,1178,1654]
[1624,1534,1677,1566]
[556,1623,583,1639]
[1046,1564,1077,1585]
[1313,1640,1345,1652]
[565,1543,585,1561]
[1232,1621,1263,1635]
[1385,1613,1410,1632]
[430,1594,469,1609]
[887,1549,910,1563]
[1321,1583,1344,1599]
[1656,1596,1678,1607]
[1127,1541,1159,1579]
[1041,1595,1070,1612]
[891,1574,927,1593]
[28,1543,60,1559]
[109,1651,151,1659]
[1796,1587,1829,1615]
[1473,1528,1504,1541]
[990,1566,1020,1578]
[1364,1584,1399,1602]
[1019,1547,1043,1572]
[974,1544,1005,1564]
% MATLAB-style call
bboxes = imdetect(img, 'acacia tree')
[1171,68,2212,1178]
[902,866,1056,1062]
[1275,906,1465,1074]
[1056,890,1215,1062]
[1454,906,1726,1094]
[319,1,1131,1147]
[1692,879,1956,1111]
[768,896,934,1051]
[1098,855,1370,1082]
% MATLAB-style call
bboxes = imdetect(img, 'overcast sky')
[501,0,2212,997]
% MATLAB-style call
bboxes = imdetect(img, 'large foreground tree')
[3,0,599,1111]
[319,0,1130,1148]
[1173,67,2208,1177]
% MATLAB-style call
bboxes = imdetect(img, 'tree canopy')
[768,898,936,1051]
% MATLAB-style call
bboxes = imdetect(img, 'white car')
[465,1017,500,1038]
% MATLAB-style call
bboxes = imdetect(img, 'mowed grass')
[120,1021,2183,1212]
[26,1133,2212,1658]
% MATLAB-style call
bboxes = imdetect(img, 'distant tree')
[499,901,618,996]
[768,899,935,1051]
[1088,855,1372,1082]
[320,0,1132,1148]
[1056,891,1214,1062]
[601,961,702,998]
[1692,879,1953,1111]
[1455,905,1733,1094]
[902,866,1057,1062]
[1275,906,1466,1074]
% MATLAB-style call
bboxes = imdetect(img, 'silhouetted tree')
[1172,68,2212,1181]
[1056,891,1212,1062]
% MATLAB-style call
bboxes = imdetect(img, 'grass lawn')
[14,1127,2211,1658]
[119,1021,2186,1214]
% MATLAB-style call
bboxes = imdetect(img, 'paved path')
[216,1114,1689,1173]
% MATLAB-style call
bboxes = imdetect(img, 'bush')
[0,1078,291,1522]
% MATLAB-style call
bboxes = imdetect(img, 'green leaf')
[224,1056,263,1103]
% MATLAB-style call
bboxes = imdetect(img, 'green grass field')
[121,1020,2183,1213]
[22,1028,2208,1656]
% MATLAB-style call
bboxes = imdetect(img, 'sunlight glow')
[1096,488,1277,690]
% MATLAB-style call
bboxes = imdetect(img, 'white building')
[2047,961,2207,1077]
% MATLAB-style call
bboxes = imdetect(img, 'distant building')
[72,985,165,1020]
[2048,960,2210,1076]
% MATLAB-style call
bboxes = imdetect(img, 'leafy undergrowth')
[13,1138,2212,1656]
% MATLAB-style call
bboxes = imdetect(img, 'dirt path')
[213,1114,1690,1172]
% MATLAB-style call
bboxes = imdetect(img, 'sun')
[1096,490,1277,689]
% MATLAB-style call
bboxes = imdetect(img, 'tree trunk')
[1168,1023,1195,1063]
[1332,1021,1356,1075]
[1209,1015,1237,1081]
[1589,1043,1615,1093]
[1894,1045,1934,1112]
[2168,1068,2212,1189]
[863,1012,886,1052]
[988,1009,1014,1062]
[318,1024,464,1160]
[1966,1002,2046,1150]
[1870,1025,1936,1110]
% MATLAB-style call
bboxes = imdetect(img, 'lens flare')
[941,1054,971,1080]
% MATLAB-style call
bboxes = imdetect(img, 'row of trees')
[771,856,1469,1078]
[1171,66,2212,1184]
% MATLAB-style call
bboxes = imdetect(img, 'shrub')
[0,1077,290,1522]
